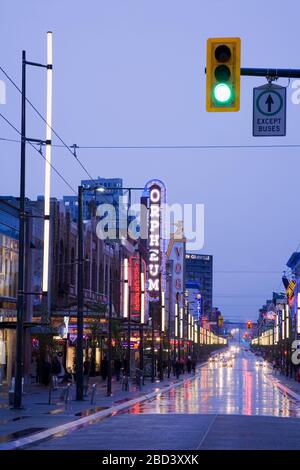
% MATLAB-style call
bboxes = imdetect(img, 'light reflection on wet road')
[127,349,300,417]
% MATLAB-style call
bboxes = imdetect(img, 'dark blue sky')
[1,0,300,321]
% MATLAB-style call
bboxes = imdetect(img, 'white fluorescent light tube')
[42,31,53,293]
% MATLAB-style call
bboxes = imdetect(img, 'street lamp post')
[14,50,26,410]
[14,42,52,408]
[107,278,113,396]
[76,185,84,400]
[127,290,131,377]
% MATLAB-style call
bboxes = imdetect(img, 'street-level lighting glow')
[180,307,183,339]
[140,271,145,324]
[282,308,285,340]
[123,258,129,318]
[275,312,279,344]
[96,186,105,192]
[286,304,289,339]
[298,293,300,335]
[213,83,232,103]
[42,31,53,293]
[175,303,178,337]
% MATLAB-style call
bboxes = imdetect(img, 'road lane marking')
[196,414,217,449]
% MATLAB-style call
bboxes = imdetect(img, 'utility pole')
[76,185,84,400]
[158,274,163,381]
[167,295,171,378]
[127,288,131,377]
[151,304,155,382]
[14,50,26,409]
[107,277,112,396]
[14,36,53,408]
[139,254,144,373]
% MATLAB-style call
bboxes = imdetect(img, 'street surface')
[29,347,300,450]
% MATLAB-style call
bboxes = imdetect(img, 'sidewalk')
[0,368,202,448]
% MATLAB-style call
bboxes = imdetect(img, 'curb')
[0,363,207,450]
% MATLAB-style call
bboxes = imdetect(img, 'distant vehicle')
[256,360,267,368]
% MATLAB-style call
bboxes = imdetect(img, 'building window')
[70,247,75,285]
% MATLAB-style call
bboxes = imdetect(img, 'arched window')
[64,245,69,287]
[92,258,97,292]
[98,262,104,294]
[105,264,108,296]
[58,239,64,292]
[84,251,90,290]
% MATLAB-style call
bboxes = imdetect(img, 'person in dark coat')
[122,356,128,375]
[175,359,181,379]
[114,358,121,381]
[51,356,62,376]
[40,358,51,386]
[186,356,192,373]
[100,355,108,381]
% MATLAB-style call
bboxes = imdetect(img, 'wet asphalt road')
[30,347,300,449]
[125,348,300,417]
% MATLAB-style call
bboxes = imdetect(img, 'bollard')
[90,383,97,406]
[48,384,52,405]
[64,383,71,406]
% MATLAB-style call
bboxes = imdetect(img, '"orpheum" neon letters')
[148,185,161,296]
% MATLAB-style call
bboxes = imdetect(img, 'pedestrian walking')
[100,355,108,381]
[175,359,181,379]
[191,358,196,374]
[172,358,176,377]
[114,357,121,381]
[51,356,62,389]
[186,356,192,373]
[40,358,51,386]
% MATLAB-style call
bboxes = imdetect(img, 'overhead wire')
[0,112,76,194]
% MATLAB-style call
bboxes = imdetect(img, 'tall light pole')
[14,34,52,409]
[14,50,26,409]
[107,277,113,396]
[76,185,84,400]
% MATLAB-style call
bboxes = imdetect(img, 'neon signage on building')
[148,184,161,299]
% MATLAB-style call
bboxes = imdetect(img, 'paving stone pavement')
[0,370,199,445]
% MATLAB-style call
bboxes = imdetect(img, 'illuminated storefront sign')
[130,257,146,322]
[298,293,300,335]
[148,183,161,300]
[131,257,141,319]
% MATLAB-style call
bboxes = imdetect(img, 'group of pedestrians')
[34,355,67,387]
[98,355,127,381]
[172,356,196,379]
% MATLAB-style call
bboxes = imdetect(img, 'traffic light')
[247,320,252,329]
[218,315,224,327]
[206,37,241,112]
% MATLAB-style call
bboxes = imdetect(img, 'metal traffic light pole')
[76,185,84,401]
[240,68,300,78]
[205,67,300,79]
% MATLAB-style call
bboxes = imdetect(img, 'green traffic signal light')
[206,38,241,112]
[213,83,232,103]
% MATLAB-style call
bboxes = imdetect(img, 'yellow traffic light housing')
[206,37,241,112]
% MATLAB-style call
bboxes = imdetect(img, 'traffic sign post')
[253,83,286,136]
